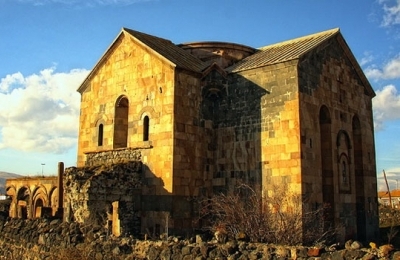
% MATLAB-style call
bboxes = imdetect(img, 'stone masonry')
[71,27,379,242]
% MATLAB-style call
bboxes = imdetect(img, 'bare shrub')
[197,184,333,245]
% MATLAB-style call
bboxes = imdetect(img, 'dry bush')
[198,184,334,245]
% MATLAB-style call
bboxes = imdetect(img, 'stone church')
[75,27,378,241]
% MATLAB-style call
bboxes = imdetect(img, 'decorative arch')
[336,130,352,193]
[137,106,157,121]
[336,130,352,149]
[113,95,129,149]
[32,185,49,218]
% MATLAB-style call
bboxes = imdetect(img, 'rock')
[361,253,376,260]
[275,246,290,258]
[369,242,377,249]
[351,240,363,250]
[379,244,394,257]
[392,251,400,260]
[195,234,203,243]
[345,239,353,250]
[307,247,320,257]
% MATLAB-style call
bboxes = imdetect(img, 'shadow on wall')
[200,69,269,195]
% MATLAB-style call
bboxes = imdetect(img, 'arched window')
[98,124,104,146]
[113,96,129,149]
[339,154,349,186]
[143,116,149,141]
[342,160,347,183]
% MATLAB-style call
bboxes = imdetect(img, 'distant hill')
[0,172,23,195]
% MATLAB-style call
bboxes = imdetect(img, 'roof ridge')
[259,28,340,50]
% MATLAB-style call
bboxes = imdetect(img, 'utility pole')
[383,170,393,208]
[41,163,45,176]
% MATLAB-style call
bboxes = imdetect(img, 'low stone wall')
[85,148,142,166]
[0,216,399,260]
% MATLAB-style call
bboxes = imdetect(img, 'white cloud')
[359,52,374,67]
[373,84,400,130]
[0,67,89,154]
[364,56,400,80]
[380,0,400,27]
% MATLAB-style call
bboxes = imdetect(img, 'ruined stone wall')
[63,161,142,237]
[0,217,397,260]
[85,148,142,166]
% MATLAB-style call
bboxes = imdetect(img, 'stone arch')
[6,185,17,218]
[16,186,31,219]
[94,115,108,148]
[32,185,49,218]
[319,105,334,229]
[137,106,157,121]
[113,95,129,149]
[336,130,352,149]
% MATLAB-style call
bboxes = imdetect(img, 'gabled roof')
[78,28,205,93]
[227,28,375,97]
[123,28,206,73]
[227,28,340,73]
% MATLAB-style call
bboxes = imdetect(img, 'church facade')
[76,27,378,241]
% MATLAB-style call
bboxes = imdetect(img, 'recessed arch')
[319,104,334,230]
[319,105,331,124]
[336,130,352,149]
[113,95,129,149]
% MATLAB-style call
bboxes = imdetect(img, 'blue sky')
[0,0,400,190]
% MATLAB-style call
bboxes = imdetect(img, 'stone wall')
[0,216,398,260]
[84,148,142,166]
[63,161,142,237]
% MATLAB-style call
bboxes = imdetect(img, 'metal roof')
[227,28,340,73]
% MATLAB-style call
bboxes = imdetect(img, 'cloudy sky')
[0,0,400,190]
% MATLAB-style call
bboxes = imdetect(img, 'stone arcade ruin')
[7,27,379,243]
